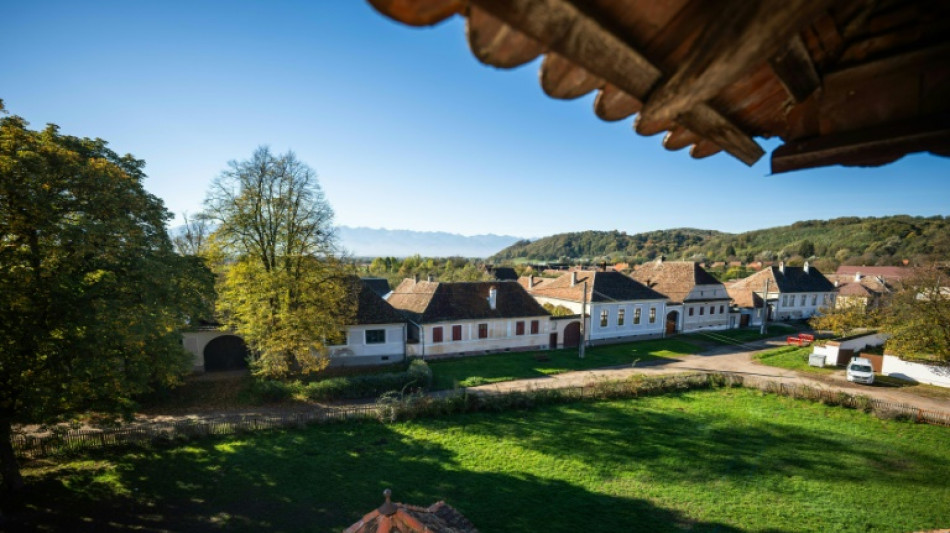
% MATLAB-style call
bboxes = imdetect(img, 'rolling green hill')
[491,216,950,267]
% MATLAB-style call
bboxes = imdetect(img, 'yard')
[428,338,700,390]
[681,323,799,345]
[8,388,950,532]
[754,345,837,375]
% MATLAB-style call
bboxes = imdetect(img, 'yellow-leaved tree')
[202,147,354,378]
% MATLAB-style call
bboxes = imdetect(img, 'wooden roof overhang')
[368,0,950,173]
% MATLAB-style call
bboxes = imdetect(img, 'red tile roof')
[344,490,478,533]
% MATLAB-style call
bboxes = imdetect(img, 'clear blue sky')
[4,1,948,238]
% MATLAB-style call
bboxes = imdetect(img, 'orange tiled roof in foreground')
[344,489,478,533]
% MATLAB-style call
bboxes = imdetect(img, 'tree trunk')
[0,417,25,493]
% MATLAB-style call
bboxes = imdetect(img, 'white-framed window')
[600,309,609,327]
[783,295,789,306]
[811,295,817,306]
[649,307,656,324]
[365,329,386,344]
[634,307,641,325]
[689,307,694,316]
[618,308,625,326]
[801,295,807,306]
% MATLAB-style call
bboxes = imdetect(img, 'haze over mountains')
[337,226,522,258]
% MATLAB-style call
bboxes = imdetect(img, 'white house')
[183,277,407,371]
[631,258,735,333]
[522,270,668,345]
[727,261,836,322]
[386,279,552,358]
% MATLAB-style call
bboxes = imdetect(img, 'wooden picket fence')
[12,405,377,459]
[12,372,950,459]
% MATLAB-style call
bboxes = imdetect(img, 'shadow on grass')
[5,420,748,533]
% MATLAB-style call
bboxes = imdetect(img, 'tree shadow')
[5,420,749,533]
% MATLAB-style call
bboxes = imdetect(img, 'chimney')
[834,280,839,288]
[854,272,862,282]
[779,261,785,274]
[804,261,810,273]
[571,271,578,287]
[657,255,664,264]
[427,274,434,282]
[528,275,534,289]
[413,274,419,283]
[488,286,498,310]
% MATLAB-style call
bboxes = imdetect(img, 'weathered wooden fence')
[12,372,950,459]
[12,405,377,459]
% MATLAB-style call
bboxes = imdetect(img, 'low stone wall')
[882,355,950,388]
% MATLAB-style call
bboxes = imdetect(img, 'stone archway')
[665,310,679,335]
[203,335,250,372]
[563,321,581,348]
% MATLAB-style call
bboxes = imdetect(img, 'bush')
[303,359,432,402]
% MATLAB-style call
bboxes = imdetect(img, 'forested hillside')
[491,216,950,267]
[492,229,721,262]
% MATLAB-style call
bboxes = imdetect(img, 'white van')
[846,357,875,385]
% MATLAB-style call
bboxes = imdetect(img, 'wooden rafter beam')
[640,0,832,123]
[768,34,821,103]
[469,0,764,165]
[771,114,950,173]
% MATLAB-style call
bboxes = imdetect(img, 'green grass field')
[428,338,700,390]
[682,324,799,345]
[755,345,837,374]
[9,388,949,532]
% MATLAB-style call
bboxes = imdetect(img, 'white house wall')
[409,317,551,358]
[182,330,238,372]
[587,301,666,343]
[882,355,950,388]
[327,323,407,367]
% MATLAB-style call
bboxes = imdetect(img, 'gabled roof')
[630,259,725,303]
[361,277,393,298]
[526,270,667,304]
[726,285,764,309]
[834,265,916,280]
[828,273,893,298]
[344,490,478,533]
[349,277,407,325]
[729,264,835,294]
[387,279,549,323]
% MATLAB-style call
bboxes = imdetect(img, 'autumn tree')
[202,147,353,378]
[0,113,213,491]
[879,265,950,363]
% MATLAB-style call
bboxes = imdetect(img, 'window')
[452,325,462,341]
[600,309,608,327]
[516,321,525,335]
[649,307,656,323]
[530,320,539,334]
[688,307,694,316]
[432,327,443,343]
[478,323,488,339]
[699,306,704,316]
[365,329,386,344]
[719,305,725,314]
[782,295,788,306]
[811,295,817,306]
[617,308,625,326]
[801,295,807,306]
[709,306,715,315]
[634,308,641,325]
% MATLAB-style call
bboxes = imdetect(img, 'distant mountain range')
[336,226,522,258]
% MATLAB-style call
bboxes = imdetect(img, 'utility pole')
[579,280,587,359]
[759,278,770,335]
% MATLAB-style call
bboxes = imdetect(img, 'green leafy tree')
[880,265,950,362]
[809,305,880,337]
[202,147,352,378]
[0,113,213,491]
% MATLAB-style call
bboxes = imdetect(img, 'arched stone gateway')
[563,321,581,348]
[666,311,679,335]
[203,335,250,372]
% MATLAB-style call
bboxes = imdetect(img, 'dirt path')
[464,338,950,414]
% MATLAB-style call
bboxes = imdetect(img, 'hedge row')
[247,359,432,403]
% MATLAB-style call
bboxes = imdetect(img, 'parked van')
[846,357,875,385]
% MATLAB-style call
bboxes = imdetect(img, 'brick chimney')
[488,286,498,310]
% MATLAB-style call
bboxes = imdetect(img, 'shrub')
[303,359,432,402]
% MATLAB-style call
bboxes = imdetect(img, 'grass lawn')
[428,338,700,390]
[755,345,837,375]
[8,388,949,532]
[682,324,799,345]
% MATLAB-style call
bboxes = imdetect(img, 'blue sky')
[4,1,948,238]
